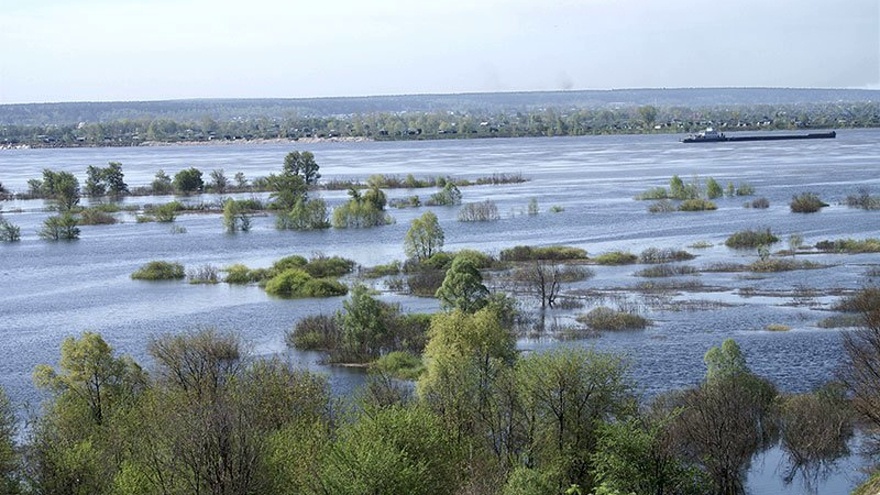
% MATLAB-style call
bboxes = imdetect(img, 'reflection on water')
[2,131,880,492]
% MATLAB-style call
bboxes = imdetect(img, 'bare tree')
[511,261,593,309]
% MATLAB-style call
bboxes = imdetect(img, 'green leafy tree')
[172,167,204,194]
[85,165,107,197]
[338,285,389,362]
[209,169,228,193]
[222,198,251,233]
[278,198,331,230]
[671,339,778,495]
[404,211,444,261]
[151,169,173,195]
[41,169,80,211]
[435,257,489,313]
[283,150,321,186]
[104,162,128,198]
[0,387,19,494]
[39,213,80,241]
[515,348,634,491]
[705,177,723,200]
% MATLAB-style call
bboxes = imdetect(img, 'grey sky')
[1,0,877,104]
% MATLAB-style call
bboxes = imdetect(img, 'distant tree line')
[2,101,878,148]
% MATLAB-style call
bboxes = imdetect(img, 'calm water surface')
[2,131,879,493]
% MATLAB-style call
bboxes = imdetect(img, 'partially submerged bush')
[635,264,699,278]
[79,207,118,225]
[745,197,770,209]
[577,306,650,331]
[265,268,347,298]
[458,200,500,222]
[286,314,341,351]
[790,192,828,213]
[594,251,638,265]
[131,261,185,280]
[639,247,695,264]
[224,263,259,284]
[845,188,880,210]
[678,198,717,211]
[362,261,402,278]
[748,258,822,273]
[815,238,880,254]
[371,351,424,380]
[648,199,676,213]
[499,245,588,262]
[187,264,220,284]
[302,255,356,278]
[725,228,779,249]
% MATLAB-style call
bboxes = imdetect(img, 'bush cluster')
[131,261,185,280]
[500,245,588,262]
[577,306,650,331]
[725,228,779,249]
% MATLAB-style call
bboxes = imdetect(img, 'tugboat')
[682,127,836,143]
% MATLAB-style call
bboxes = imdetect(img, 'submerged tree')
[404,211,444,261]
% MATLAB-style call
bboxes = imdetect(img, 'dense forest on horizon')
[2,87,879,147]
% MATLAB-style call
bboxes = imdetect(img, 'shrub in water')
[725,228,779,249]
[678,198,717,211]
[499,245,588,262]
[577,306,650,331]
[458,200,500,222]
[639,247,696,264]
[790,192,828,213]
[594,251,639,265]
[131,261,185,280]
[264,268,313,297]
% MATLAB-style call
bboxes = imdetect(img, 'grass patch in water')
[577,307,650,331]
[131,261,185,281]
[765,323,791,332]
[593,251,638,265]
[635,264,699,278]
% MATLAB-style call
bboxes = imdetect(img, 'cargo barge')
[682,128,836,143]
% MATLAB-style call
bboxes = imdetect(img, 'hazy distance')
[1,0,878,104]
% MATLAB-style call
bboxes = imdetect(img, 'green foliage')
[404,211,445,261]
[338,285,391,362]
[283,150,321,185]
[223,263,258,284]
[131,260,185,280]
[500,245,588,262]
[636,187,669,200]
[593,251,638,265]
[705,177,723,199]
[78,207,118,225]
[222,198,252,233]
[0,387,19,494]
[815,237,880,253]
[172,167,204,194]
[40,213,80,241]
[148,201,182,222]
[668,175,700,200]
[427,182,462,206]
[678,198,717,211]
[704,339,749,382]
[515,348,634,490]
[372,351,424,380]
[0,216,21,242]
[151,169,173,194]
[279,198,331,230]
[362,260,402,278]
[332,186,393,228]
[301,254,356,278]
[790,192,828,213]
[320,405,463,495]
[272,254,308,272]
[85,162,128,198]
[287,314,342,351]
[577,307,649,331]
[41,169,81,211]
[592,416,708,495]
[735,182,755,196]
[638,247,695,263]
[725,228,779,249]
[435,257,490,313]
[264,268,347,298]
[458,200,500,222]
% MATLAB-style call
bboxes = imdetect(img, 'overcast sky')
[1,0,878,104]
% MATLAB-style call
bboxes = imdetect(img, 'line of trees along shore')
[1,284,878,495]
[2,100,878,148]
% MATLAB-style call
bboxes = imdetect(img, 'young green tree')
[151,169,173,194]
[85,165,107,197]
[39,213,80,241]
[0,387,19,494]
[104,162,128,198]
[41,169,80,211]
[404,211,444,261]
[435,256,489,313]
[515,348,634,491]
[172,167,204,194]
[671,339,777,495]
[222,198,251,233]
[283,150,321,186]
